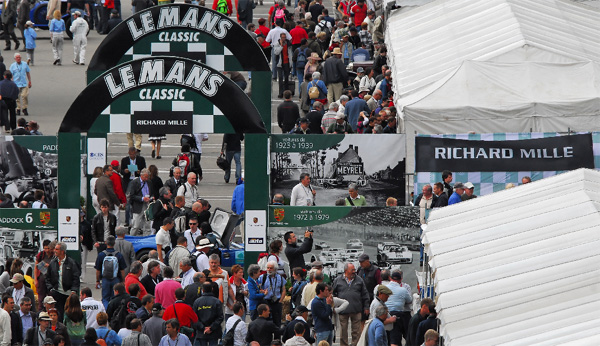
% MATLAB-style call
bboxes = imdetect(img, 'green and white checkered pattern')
[415,132,600,196]
[102,87,235,134]
[117,30,243,71]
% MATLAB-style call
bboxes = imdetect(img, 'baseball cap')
[152,303,163,313]
[391,271,402,280]
[43,296,57,305]
[357,67,364,73]
[464,182,474,189]
[296,305,309,313]
[299,118,310,124]
[311,261,323,268]
[111,160,119,167]
[10,273,24,283]
[453,182,465,189]
[335,113,344,120]
[358,253,369,262]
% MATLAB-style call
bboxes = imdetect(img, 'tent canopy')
[422,168,600,345]
[386,0,600,98]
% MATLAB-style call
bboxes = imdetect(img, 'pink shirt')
[154,278,181,309]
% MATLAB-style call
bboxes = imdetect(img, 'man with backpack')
[224,302,247,346]
[258,261,286,328]
[292,39,311,94]
[184,217,202,253]
[122,318,153,346]
[95,236,127,308]
[95,312,122,346]
[212,0,232,15]
[177,173,200,210]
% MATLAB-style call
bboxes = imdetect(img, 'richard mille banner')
[131,111,193,134]
[415,134,594,172]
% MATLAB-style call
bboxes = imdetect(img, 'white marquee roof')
[422,168,600,345]
[386,0,600,98]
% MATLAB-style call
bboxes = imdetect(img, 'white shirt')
[184,229,202,252]
[32,201,47,209]
[81,297,105,329]
[181,268,196,289]
[225,314,247,346]
[177,183,199,209]
[156,228,171,249]
[266,26,291,44]
[12,287,25,305]
[195,252,209,272]
[290,183,313,206]
[158,334,193,346]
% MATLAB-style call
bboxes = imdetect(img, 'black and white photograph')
[0,229,57,276]
[268,207,422,289]
[271,135,407,206]
[0,136,58,209]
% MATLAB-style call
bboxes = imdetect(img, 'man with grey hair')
[177,172,199,210]
[127,167,153,235]
[114,226,135,275]
[332,263,369,346]
[367,89,382,112]
[321,102,338,133]
[345,183,366,206]
[272,194,285,205]
[301,270,324,308]
[184,271,206,306]
[164,167,184,204]
[385,270,412,346]
[367,305,389,346]
[179,257,196,289]
[95,235,127,308]
[141,250,167,276]
[46,242,81,316]
[338,95,349,115]
[258,260,286,327]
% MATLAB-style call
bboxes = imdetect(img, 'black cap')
[152,303,163,312]
[296,305,309,313]
[299,118,310,124]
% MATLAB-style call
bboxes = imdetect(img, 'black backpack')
[223,319,242,346]
[110,297,138,331]
[180,134,197,150]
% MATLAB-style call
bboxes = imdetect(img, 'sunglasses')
[189,223,197,225]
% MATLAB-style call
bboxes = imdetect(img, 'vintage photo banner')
[415,134,594,172]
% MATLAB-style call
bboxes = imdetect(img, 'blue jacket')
[380,78,391,99]
[344,98,371,131]
[95,327,122,346]
[311,296,333,332]
[231,181,244,215]
[247,276,265,311]
[24,28,36,49]
[448,192,462,205]
[367,318,387,346]
[49,19,65,33]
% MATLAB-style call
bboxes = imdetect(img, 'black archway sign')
[59,57,267,134]
[88,4,270,72]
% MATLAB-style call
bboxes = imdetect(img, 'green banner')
[269,206,352,227]
[12,136,58,154]
[0,209,57,230]
[271,135,345,153]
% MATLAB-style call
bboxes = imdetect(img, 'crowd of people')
[0,223,439,346]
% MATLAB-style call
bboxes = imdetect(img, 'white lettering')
[104,74,124,97]
[463,147,474,159]
[214,19,233,39]
[489,148,500,159]
[202,74,224,97]
[434,147,445,159]
[197,11,220,32]
[164,61,185,84]
[181,7,199,28]
[157,6,179,28]
[564,146,573,158]
[119,65,136,90]
[127,19,144,40]
[140,11,155,33]
[521,149,534,158]
[452,148,462,159]
[139,59,164,84]
[476,148,488,159]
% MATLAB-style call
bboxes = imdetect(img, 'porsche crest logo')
[66,216,71,222]
[253,217,258,224]
[274,208,284,222]
[40,212,51,225]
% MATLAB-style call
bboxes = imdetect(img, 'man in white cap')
[42,296,56,313]
[193,238,214,272]
[24,312,56,346]
[6,273,36,312]
[69,10,88,65]
[461,182,477,201]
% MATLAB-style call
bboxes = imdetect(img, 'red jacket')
[109,172,127,204]
[162,301,198,327]
[290,26,308,45]
[255,25,271,48]
[212,0,233,16]
[124,273,148,298]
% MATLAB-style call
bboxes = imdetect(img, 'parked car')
[0,0,90,38]
[125,208,244,269]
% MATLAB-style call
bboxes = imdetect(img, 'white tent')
[422,168,600,345]
[384,0,600,173]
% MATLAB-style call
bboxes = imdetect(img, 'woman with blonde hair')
[49,10,65,65]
